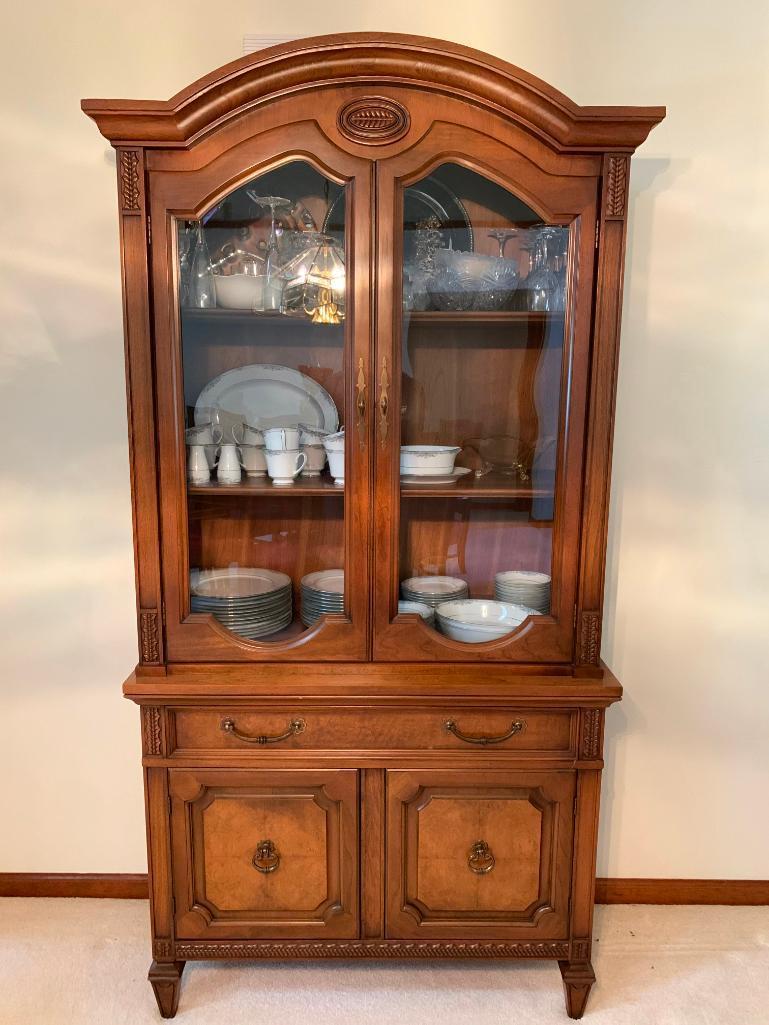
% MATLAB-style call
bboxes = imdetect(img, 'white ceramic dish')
[436,599,540,643]
[322,430,345,454]
[401,467,472,485]
[302,569,344,594]
[401,575,467,597]
[494,571,551,586]
[191,567,290,599]
[214,273,265,310]
[195,364,339,442]
[398,600,435,621]
[400,445,461,476]
[301,444,327,476]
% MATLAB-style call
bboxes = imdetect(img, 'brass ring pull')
[444,719,526,745]
[253,839,280,874]
[378,355,389,445]
[220,717,306,745]
[356,357,367,450]
[468,840,495,875]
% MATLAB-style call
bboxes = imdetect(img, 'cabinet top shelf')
[181,309,563,327]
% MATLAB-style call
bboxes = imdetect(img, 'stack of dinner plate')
[494,571,551,614]
[190,568,292,639]
[400,575,468,608]
[301,569,344,626]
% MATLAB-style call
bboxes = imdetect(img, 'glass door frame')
[372,124,598,663]
[149,122,374,662]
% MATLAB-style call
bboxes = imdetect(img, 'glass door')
[151,137,372,661]
[374,146,596,662]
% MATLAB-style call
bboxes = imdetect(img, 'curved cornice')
[82,32,665,152]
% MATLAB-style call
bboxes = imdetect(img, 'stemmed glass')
[488,229,517,259]
[246,192,292,311]
[525,227,560,312]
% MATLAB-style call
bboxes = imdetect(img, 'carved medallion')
[119,149,141,214]
[337,97,410,145]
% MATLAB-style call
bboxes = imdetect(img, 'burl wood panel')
[169,768,358,939]
[386,769,575,940]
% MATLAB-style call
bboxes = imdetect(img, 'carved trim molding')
[578,612,601,665]
[337,96,410,144]
[119,149,141,214]
[175,940,569,960]
[580,710,602,760]
[571,937,590,961]
[139,609,160,663]
[141,707,163,757]
[604,155,629,219]
[152,938,174,960]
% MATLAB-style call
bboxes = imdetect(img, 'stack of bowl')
[190,568,292,639]
[301,569,344,626]
[436,598,540,644]
[397,600,436,625]
[494,571,551,614]
[401,575,468,608]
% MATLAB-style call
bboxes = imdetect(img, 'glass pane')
[398,163,567,643]
[178,161,347,641]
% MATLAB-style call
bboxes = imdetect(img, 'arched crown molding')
[82,32,665,153]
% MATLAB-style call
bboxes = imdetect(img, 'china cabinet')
[83,33,664,1019]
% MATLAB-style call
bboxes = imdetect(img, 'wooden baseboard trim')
[0,873,148,899]
[596,877,769,905]
[2,873,767,905]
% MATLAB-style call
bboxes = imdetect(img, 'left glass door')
[152,146,372,661]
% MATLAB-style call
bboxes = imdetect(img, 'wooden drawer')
[170,706,576,757]
[385,768,575,939]
[169,768,358,939]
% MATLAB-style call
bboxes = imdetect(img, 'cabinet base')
[173,939,570,959]
[148,960,185,1019]
[559,959,596,1019]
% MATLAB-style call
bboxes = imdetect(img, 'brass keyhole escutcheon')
[253,839,280,874]
[468,840,495,875]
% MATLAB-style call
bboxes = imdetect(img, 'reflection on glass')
[178,161,347,642]
[398,163,568,642]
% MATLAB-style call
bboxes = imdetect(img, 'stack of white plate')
[436,599,541,644]
[301,569,344,626]
[398,600,436,625]
[190,568,292,639]
[494,571,551,613]
[401,575,468,608]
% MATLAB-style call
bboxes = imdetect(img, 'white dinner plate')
[191,568,291,599]
[195,364,339,439]
[301,569,344,594]
[400,467,472,485]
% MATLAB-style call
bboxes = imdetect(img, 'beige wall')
[1,1,767,876]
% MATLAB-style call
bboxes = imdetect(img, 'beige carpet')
[1,900,768,1024]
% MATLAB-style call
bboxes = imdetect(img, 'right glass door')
[374,156,596,662]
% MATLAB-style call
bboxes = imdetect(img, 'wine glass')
[525,227,560,312]
[188,220,216,308]
[245,193,292,311]
[488,229,517,259]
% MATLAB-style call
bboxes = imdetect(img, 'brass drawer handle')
[253,839,280,874]
[468,840,495,875]
[444,718,526,745]
[220,717,306,745]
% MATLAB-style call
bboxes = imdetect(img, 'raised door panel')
[170,768,358,939]
[386,769,574,939]
[149,119,373,661]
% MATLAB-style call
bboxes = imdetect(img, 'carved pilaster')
[118,149,141,214]
[152,938,174,960]
[579,710,603,760]
[604,154,629,219]
[578,611,601,666]
[570,937,591,962]
[139,609,160,664]
[141,706,164,757]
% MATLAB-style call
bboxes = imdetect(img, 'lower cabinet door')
[169,768,359,939]
[386,769,575,939]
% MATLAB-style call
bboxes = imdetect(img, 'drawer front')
[171,707,575,756]
[386,769,574,939]
[169,768,358,939]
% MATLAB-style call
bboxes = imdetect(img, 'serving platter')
[195,364,339,440]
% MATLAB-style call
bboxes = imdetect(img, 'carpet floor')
[1,899,768,1024]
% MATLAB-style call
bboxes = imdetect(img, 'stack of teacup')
[299,424,329,477]
[322,429,345,485]
[263,426,306,486]
[232,422,267,479]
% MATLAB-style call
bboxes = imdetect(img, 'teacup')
[187,444,211,485]
[233,421,264,446]
[186,422,219,467]
[266,448,306,485]
[263,426,301,451]
[215,443,242,485]
[301,444,327,477]
[240,444,267,477]
[327,449,345,485]
[322,429,345,455]
[299,424,330,445]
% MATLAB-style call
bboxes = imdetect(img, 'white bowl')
[436,599,540,643]
[214,273,265,310]
[398,600,435,621]
[400,445,461,476]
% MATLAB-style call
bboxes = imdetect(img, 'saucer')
[401,467,472,486]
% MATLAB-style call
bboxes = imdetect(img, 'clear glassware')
[525,228,560,312]
[188,221,216,308]
[487,229,517,258]
[178,222,193,306]
[245,193,292,311]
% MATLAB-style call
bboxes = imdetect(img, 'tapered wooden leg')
[149,960,185,1018]
[559,960,596,1019]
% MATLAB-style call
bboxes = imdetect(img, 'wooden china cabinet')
[83,34,663,1019]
